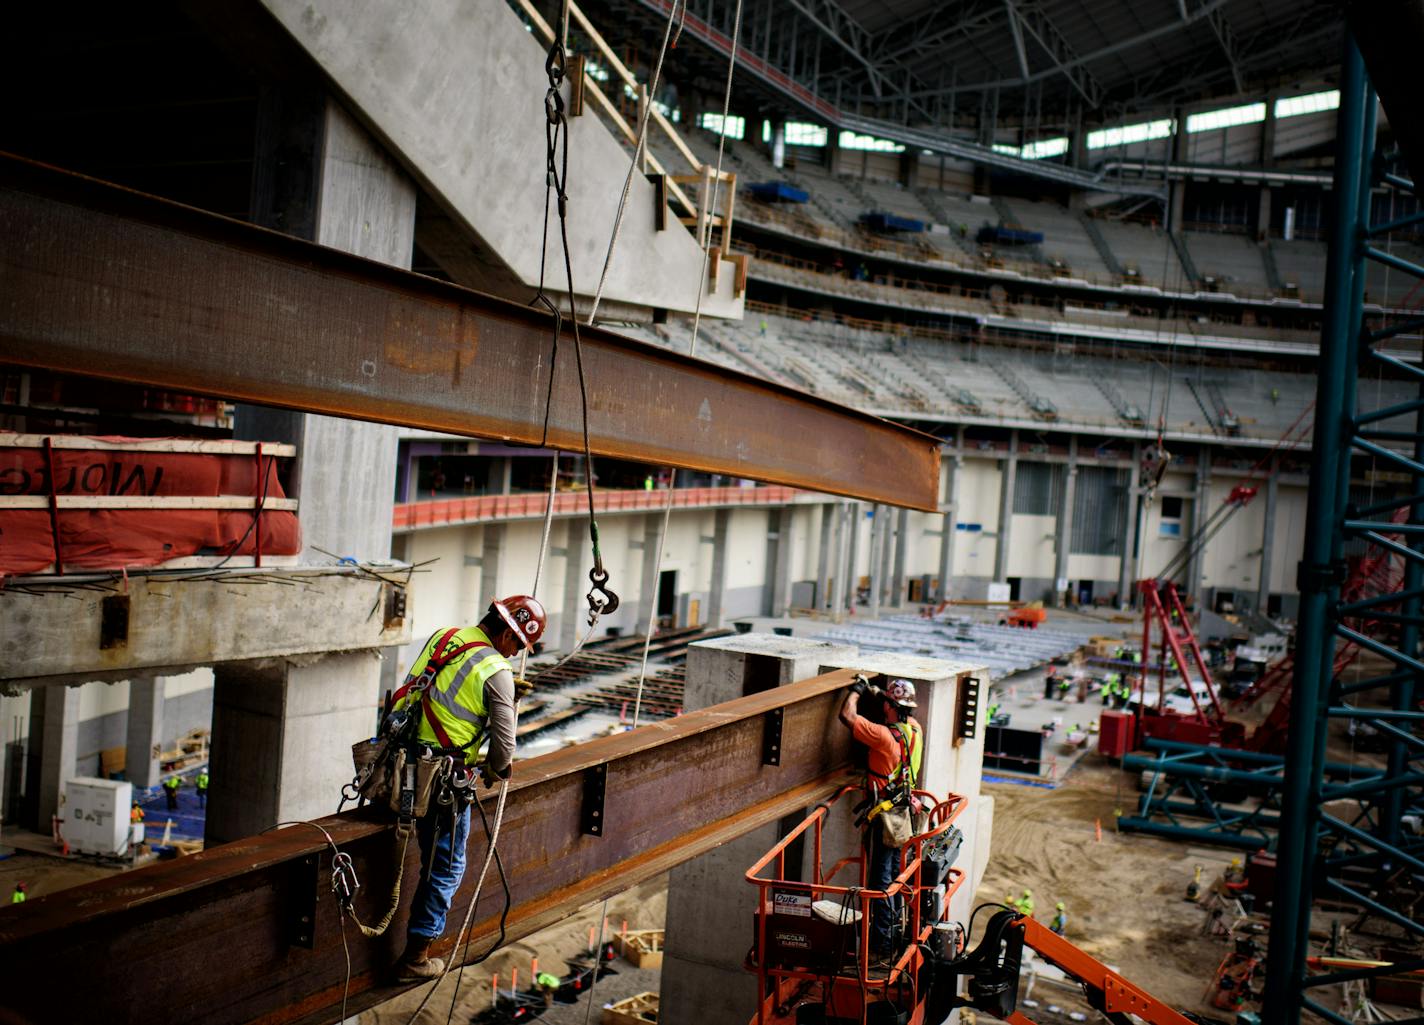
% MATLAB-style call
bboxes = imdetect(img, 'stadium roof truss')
[620,0,1343,193]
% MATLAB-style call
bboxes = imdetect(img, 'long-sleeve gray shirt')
[482,667,517,777]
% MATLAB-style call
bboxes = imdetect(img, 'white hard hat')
[886,678,917,708]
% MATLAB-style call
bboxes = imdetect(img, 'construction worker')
[390,595,546,983]
[195,769,209,809]
[535,970,562,1006]
[839,676,923,960]
[11,882,26,904]
[1015,888,1035,917]
[162,774,181,810]
[1042,664,1057,699]
[1050,902,1067,936]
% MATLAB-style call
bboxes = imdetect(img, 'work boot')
[395,934,446,982]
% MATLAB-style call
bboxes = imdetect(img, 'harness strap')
[392,627,491,755]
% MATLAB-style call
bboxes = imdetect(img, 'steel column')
[0,155,939,511]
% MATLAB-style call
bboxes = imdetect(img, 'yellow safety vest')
[890,721,922,791]
[395,626,510,759]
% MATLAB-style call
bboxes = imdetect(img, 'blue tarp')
[862,211,925,233]
[977,224,1044,245]
[747,181,809,203]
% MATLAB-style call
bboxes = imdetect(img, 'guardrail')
[394,484,808,531]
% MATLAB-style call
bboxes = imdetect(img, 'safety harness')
[388,627,491,756]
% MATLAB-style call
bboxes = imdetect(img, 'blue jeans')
[408,802,471,940]
[868,828,902,952]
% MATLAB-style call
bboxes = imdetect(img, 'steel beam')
[0,154,940,511]
[0,669,862,1025]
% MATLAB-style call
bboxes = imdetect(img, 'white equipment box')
[62,777,133,856]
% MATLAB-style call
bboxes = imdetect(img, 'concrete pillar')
[937,453,962,602]
[816,504,834,611]
[1118,443,1142,608]
[868,506,885,619]
[559,518,582,652]
[845,502,862,611]
[124,677,166,790]
[892,508,909,607]
[1257,465,1278,614]
[994,432,1019,582]
[481,523,506,600]
[1186,447,1213,599]
[707,509,731,627]
[662,636,858,1025]
[1055,439,1079,605]
[206,652,382,843]
[30,685,79,830]
[829,503,848,616]
[878,507,896,608]
[637,513,663,631]
[211,95,412,842]
[1167,104,1189,232]
[769,507,795,618]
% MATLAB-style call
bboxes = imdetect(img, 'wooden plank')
[0,496,299,510]
[602,991,659,1025]
[0,435,297,457]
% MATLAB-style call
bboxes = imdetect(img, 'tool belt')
[350,738,448,819]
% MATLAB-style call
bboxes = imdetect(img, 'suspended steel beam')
[0,669,861,1025]
[0,154,941,511]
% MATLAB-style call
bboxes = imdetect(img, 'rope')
[581,896,612,1025]
[585,0,685,325]
[628,0,745,729]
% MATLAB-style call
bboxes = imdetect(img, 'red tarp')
[0,438,301,575]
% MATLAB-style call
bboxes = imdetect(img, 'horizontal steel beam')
[0,669,861,1025]
[0,154,940,511]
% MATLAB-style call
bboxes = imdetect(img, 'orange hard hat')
[490,595,547,649]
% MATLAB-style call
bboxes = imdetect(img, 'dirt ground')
[972,759,1246,1020]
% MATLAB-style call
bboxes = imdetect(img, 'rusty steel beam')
[0,669,860,1025]
[0,153,941,511]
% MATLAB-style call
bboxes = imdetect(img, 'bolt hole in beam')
[0,668,862,1025]
[0,153,940,511]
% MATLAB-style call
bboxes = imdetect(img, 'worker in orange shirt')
[839,676,923,960]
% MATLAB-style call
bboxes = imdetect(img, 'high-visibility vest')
[881,721,922,792]
[394,626,510,759]
[163,777,179,791]
[12,890,24,904]
[196,773,209,789]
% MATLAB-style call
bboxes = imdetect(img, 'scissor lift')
[744,785,967,1025]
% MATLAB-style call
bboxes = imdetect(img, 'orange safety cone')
[1095,818,1102,842]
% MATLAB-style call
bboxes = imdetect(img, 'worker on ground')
[195,769,209,809]
[130,802,144,824]
[1050,902,1067,936]
[162,774,181,810]
[536,970,562,1006]
[839,676,923,961]
[1015,888,1035,917]
[391,595,546,983]
[1042,664,1057,699]
[11,882,26,904]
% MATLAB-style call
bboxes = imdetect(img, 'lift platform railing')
[745,786,966,1025]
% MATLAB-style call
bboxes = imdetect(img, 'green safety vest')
[536,972,561,989]
[12,891,25,903]
[196,773,209,789]
[163,777,179,790]
[887,721,922,791]
[395,626,510,759]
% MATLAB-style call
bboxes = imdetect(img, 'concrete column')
[877,507,896,608]
[30,685,79,830]
[637,513,663,631]
[815,504,834,611]
[1167,104,1189,232]
[993,432,1019,581]
[1118,443,1142,608]
[892,508,910,607]
[868,506,885,619]
[124,677,166,790]
[661,636,858,1025]
[206,652,382,843]
[707,509,731,627]
[1055,439,1079,604]
[829,503,848,616]
[769,507,795,618]
[559,518,582,652]
[1257,465,1278,614]
[937,454,962,602]
[481,523,506,599]
[1185,448,1213,599]
[845,502,862,611]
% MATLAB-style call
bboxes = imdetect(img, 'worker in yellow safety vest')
[162,774,181,810]
[388,595,547,982]
[195,770,209,809]
[11,882,26,904]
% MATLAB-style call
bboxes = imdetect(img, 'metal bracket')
[955,676,982,746]
[1297,560,1347,593]
[763,708,784,766]
[289,854,319,949]
[581,763,607,837]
